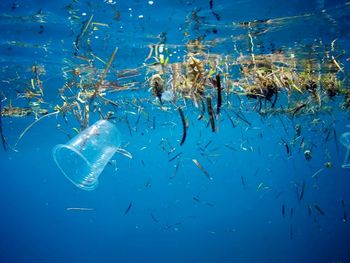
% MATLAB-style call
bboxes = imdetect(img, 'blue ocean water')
[1,0,350,262]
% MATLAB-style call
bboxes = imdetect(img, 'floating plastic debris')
[340,132,350,169]
[53,120,121,190]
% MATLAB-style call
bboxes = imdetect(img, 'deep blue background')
[1,0,350,262]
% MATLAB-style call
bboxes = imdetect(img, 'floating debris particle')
[170,160,181,179]
[0,95,7,151]
[15,111,59,148]
[124,202,133,215]
[215,74,222,115]
[281,139,291,156]
[233,111,251,127]
[314,204,325,215]
[311,168,324,179]
[115,148,133,159]
[178,107,187,146]
[304,150,312,161]
[169,152,182,162]
[66,207,94,211]
[257,182,264,191]
[74,15,94,53]
[91,47,119,103]
[324,161,332,168]
[192,159,212,180]
[299,180,306,201]
[206,97,215,132]
[193,196,201,202]
[241,176,245,186]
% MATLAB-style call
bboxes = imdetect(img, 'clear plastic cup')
[53,120,121,190]
[340,132,350,169]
